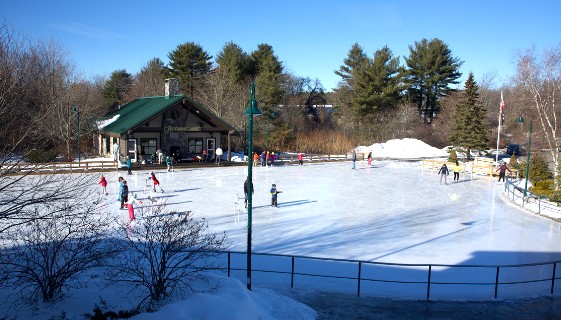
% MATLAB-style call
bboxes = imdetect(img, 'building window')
[140,138,157,156]
[188,138,203,153]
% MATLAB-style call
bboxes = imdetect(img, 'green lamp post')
[72,105,81,162]
[245,81,261,290]
[518,116,532,197]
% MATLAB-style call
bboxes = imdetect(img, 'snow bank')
[132,276,316,320]
[357,138,448,159]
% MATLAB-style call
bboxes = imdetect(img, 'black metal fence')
[203,251,561,300]
[504,177,561,216]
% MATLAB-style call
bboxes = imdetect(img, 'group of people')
[252,151,278,167]
[437,160,513,185]
[98,171,167,222]
[244,177,282,208]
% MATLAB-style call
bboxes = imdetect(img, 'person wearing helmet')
[270,183,282,207]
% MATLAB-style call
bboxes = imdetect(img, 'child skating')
[166,155,174,172]
[270,183,282,207]
[120,180,129,210]
[98,174,108,195]
[126,193,142,221]
[150,171,164,193]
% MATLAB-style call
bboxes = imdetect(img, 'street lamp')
[517,116,532,197]
[245,81,261,290]
[72,105,81,162]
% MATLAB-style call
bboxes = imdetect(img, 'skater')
[253,152,259,167]
[150,171,164,193]
[113,142,120,161]
[244,177,254,208]
[367,151,372,166]
[297,152,304,166]
[438,163,449,184]
[260,151,266,166]
[98,174,108,195]
[215,147,223,165]
[117,176,124,202]
[202,150,207,162]
[270,183,282,207]
[126,194,142,221]
[266,151,270,166]
[120,180,129,210]
[352,150,357,169]
[166,155,174,172]
[126,156,132,175]
[452,161,461,182]
[496,162,512,182]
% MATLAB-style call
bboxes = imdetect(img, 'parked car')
[506,144,521,155]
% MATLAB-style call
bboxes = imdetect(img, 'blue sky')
[3,0,560,91]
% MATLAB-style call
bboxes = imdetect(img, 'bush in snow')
[110,205,228,309]
[0,201,116,304]
[25,148,59,163]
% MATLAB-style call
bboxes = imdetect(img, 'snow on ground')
[3,138,561,319]
[357,138,449,159]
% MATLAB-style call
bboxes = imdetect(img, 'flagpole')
[495,92,504,163]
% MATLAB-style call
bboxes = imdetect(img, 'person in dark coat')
[244,177,254,208]
[352,150,357,169]
[126,156,132,175]
[270,183,281,207]
[438,164,449,185]
[496,163,512,182]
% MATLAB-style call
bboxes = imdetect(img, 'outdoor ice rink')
[107,160,561,266]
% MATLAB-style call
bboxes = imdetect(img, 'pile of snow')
[357,138,448,159]
[133,276,316,320]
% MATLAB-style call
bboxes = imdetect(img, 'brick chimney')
[165,78,180,97]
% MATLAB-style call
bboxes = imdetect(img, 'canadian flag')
[500,92,506,115]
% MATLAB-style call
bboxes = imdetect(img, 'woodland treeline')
[1,23,560,164]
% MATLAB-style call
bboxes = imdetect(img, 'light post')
[72,105,81,162]
[245,81,261,290]
[518,116,532,197]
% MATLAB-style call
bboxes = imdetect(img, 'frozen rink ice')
[112,160,561,266]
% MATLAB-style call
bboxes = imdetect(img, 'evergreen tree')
[403,38,463,123]
[449,72,489,156]
[250,44,284,111]
[334,42,368,90]
[351,46,402,117]
[529,154,553,184]
[166,42,212,98]
[215,41,251,84]
[102,69,132,111]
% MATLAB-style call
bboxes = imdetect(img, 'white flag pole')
[495,92,503,163]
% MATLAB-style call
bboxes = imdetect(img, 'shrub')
[529,154,553,184]
[448,149,458,162]
[530,179,554,198]
[26,149,58,163]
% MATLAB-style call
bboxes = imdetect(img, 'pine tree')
[449,72,489,157]
[403,38,463,123]
[215,41,251,84]
[166,42,212,99]
[351,46,402,117]
[102,69,132,111]
[335,43,368,90]
[250,44,284,111]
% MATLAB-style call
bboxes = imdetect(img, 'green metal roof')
[101,95,184,135]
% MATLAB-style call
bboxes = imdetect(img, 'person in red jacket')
[98,174,108,195]
[150,171,164,193]
[496,162,512,182]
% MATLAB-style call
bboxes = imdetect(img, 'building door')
[206,138,215,161]
[127,139,137,162]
